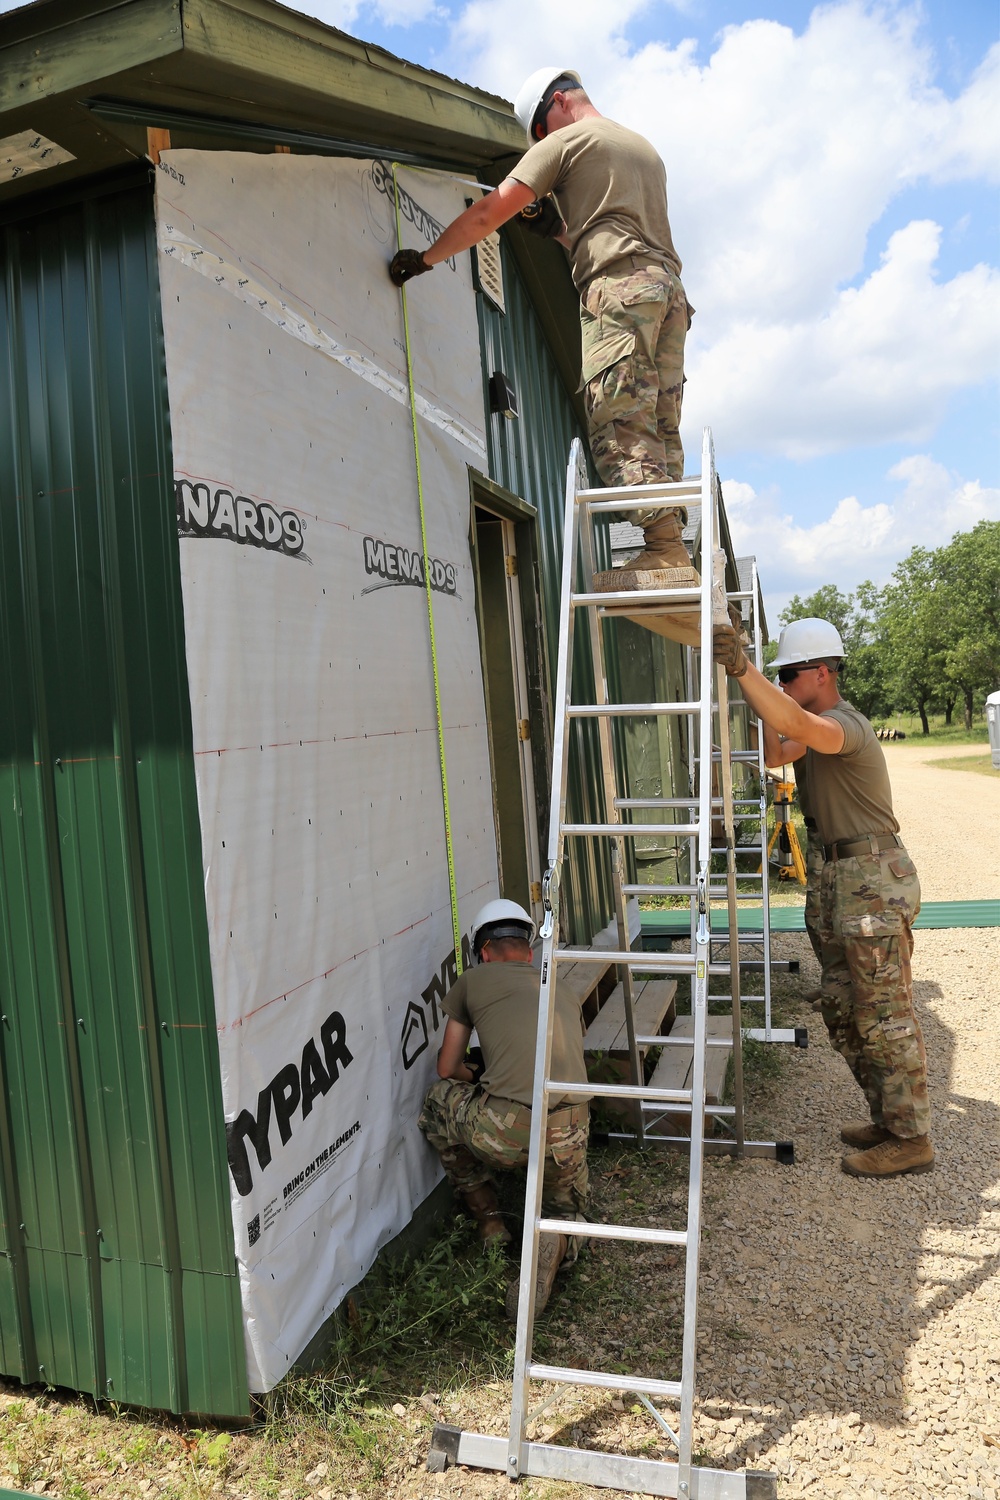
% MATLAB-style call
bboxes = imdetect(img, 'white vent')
[474,232,506,314]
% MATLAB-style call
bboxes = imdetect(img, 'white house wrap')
[155,152,498,1391]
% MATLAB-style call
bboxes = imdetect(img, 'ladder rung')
[566,701,699,717]
[623,883,696,895]
[580,479,701,505]
[550,1080,692,1103]
[538,1218,687,1247]
[640,1103,736,1117]
[714,750,759,761]
[622,884,762,897]
[562,823,697,837]
[614,797,759,810]
[526,1364,683,1401]
[636,1034,734,1048]
[555,948,733,973]
[575,588,700,607]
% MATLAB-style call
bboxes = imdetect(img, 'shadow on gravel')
[719,966,1000,1481]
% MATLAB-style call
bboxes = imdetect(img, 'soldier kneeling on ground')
[418,900,591,1316]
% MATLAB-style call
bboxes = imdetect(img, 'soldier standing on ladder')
[389,66,697,592]
[714,616,935,1179]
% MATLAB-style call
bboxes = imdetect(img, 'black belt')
[824,832,902,861]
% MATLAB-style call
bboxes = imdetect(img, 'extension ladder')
[669,559,806,1050]
[429,430,788,1497]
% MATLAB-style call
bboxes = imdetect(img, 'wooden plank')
[599,601,702,648]
[146,125,170,162]
[584,979,677,1056]
[646,1016,733,1116]
[558,958,613,1008]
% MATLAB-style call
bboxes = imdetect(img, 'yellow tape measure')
[391,164,463,975]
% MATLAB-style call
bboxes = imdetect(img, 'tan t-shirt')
[442,960,590,1108]
[805,701,899,847]
[511,117,682,292]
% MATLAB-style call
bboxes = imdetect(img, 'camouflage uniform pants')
[580,260,690,527]
[804,825,824,968]
[817,844,930,1138]
[418,1079,589,1215]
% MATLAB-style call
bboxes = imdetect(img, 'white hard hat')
[471,898,536,956]
[769,618,845,670]
[514,66,582,145]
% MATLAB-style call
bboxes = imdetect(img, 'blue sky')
[6,0,992,618]
[286,0,999,620]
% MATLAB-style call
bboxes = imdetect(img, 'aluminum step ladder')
[429,431,785,1498]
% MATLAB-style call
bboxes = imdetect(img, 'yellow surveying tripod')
[764,776,807,884]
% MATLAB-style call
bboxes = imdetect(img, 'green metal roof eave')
[0,0,525,160]
[0,0,184,112]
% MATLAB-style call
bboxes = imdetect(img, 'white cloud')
[723,456,1000,618]
[441,1,999,460]
[682,219,1000,458]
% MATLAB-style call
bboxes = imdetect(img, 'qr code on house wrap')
[248,1214,260,1247]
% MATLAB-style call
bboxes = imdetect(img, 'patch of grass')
[925,752,997,777]
[877,712,988,744]
[738,1034,787,1095]
[308,1220,513,1389]
[0,1223,519,1500]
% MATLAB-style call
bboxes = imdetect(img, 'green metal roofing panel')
[0,172,248,1416]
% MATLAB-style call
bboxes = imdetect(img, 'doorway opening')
[469,477,550,931]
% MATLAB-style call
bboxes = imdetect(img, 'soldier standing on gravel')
[715,617,934,1179]
[418,900,591,1315]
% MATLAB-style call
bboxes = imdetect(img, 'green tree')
[937,520,1000,729]
[881,547,950,735]
[779,583,889,718]
[780,585,854,643]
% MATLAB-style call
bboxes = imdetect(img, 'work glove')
[518,197,564,239]
[389,248,430,287]
[712,624,748,678]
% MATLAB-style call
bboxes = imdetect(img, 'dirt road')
[881,740,999,901]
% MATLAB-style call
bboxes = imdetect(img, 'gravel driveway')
[405,741,999,1500]
[690,739,1000,1499]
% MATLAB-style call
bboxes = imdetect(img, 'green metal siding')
[476,245,617,944]
[0,176,248,1417]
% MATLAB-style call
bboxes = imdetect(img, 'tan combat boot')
[841,1134,934,1178]
[840,1120,892,1148]
[461,1183,511,1244]
[593,510,700,592]
[505,1232,568,1320]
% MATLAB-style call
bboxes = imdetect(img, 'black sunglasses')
[777,665,821,684]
